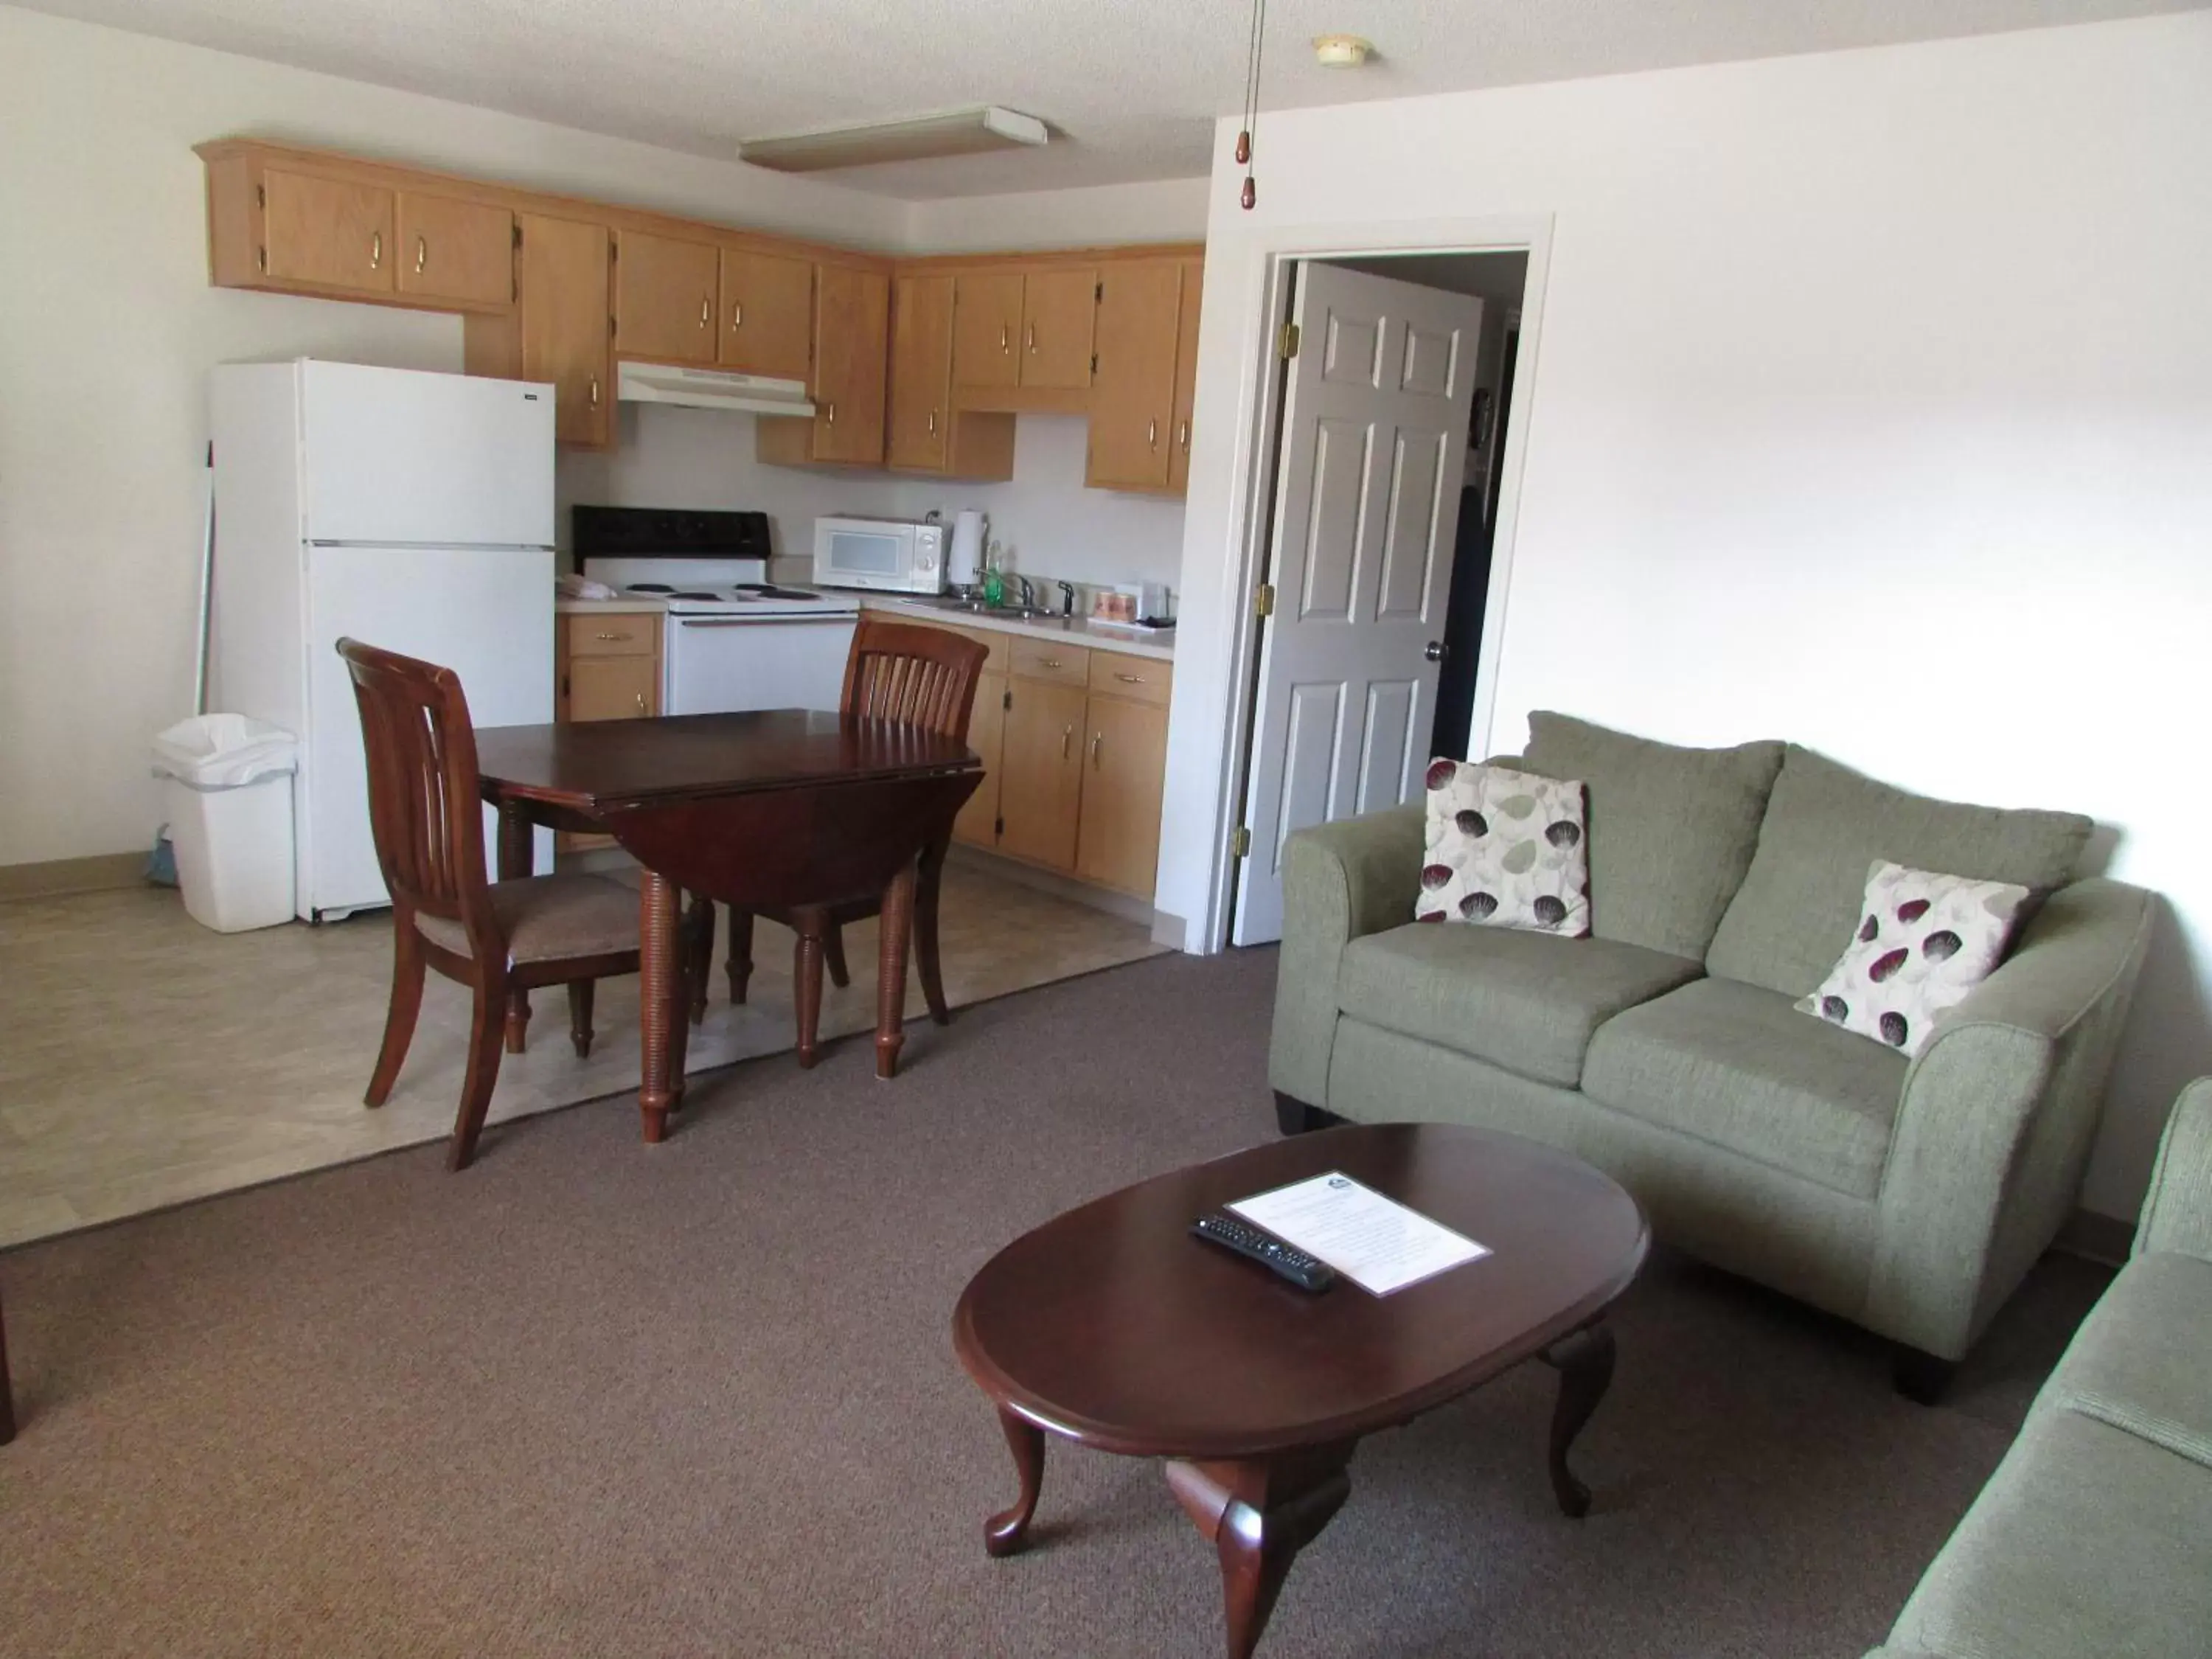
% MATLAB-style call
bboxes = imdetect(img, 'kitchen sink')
[908,596,1061,622]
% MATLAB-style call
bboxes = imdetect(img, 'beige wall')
[1161,11,2212,1219]
[0,4,905,869]
[0,4,1208,872]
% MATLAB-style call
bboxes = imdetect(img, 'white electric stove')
[573,507,859,716]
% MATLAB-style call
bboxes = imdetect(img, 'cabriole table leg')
[1166,1441,1357,1659]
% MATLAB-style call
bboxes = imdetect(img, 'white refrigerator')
[210,360,557,922]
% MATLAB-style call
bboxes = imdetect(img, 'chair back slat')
[840,617,990,740]
[336,638,498,949]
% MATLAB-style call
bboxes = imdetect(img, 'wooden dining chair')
[693,617,990,1068]
[1,1282,15,1445]
[339,639,648,1170]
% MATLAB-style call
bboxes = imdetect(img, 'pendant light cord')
[1239,0,1267,207]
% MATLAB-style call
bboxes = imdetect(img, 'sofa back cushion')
[1706,745,2093,997]
[1519,712,1785,961]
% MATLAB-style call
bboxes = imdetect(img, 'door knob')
[1425,641,1447,663]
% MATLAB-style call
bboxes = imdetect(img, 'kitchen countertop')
[555,594,1176,663]
[555,597,668,616]
[862,596,1176,662]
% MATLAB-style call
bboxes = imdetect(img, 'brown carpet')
[0,948,2107,1658]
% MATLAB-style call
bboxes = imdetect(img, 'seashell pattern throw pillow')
[1417,760,1591,935]
[1797,859,2031,1057]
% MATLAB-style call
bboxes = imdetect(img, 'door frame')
[1197,214,1553,953]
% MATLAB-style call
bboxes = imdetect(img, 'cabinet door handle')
[369,231,381,270]
[1026,323,1037,355]
[635,692,649,715]
[1061,724,1073,759]
[927,408,937,435]
[1040,658,1061,669]
[256,246,268,274]
[594,631,625,641]
[825,400,837,426]
[1147,417,1158,448]
[700,296,712,328]
[1178,419,1190,452]
[731,299,743,330]
[1091,731,1103,768]
[1113,672,1146,684]
[588,377,601,408]
[999,323,1010,354]
[415,235,427,274]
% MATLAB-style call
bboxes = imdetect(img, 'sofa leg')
[1893,1346,1958,1405]
[1274,1091,1318,1136]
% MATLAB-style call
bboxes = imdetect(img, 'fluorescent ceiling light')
[739,106,1048,173]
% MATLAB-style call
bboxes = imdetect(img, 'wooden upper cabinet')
[888,274,955,472]
[1020,266,1099,389]
[809,263,891,465]
[719,248,813,379]
[261,167,394,296]
[1085,260,1184,492]
[513,213,613,448]
[613,228,718,364]
[395,192,513,308]
[952,271,1025,389]
[1168,257,1204,494]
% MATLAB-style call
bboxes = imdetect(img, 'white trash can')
[152,714,299,933]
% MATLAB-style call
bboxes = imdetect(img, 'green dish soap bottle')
[981,540,1006,608]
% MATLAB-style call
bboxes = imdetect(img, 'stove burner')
[734,583,821,601]
[625,582,675,593]
[670,590,726,602]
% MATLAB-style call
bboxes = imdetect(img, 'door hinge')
[1002,689,1012,711]
[1231,825,1253,858]
[994,815,1005,838]
[1095,280,1104,302]
[1253,583,1276,618]
[1279,322,1301,361]
[609,315,617,339]
[512,223,522,249]
[1090,352,1098,375]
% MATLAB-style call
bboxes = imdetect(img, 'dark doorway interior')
[1431,316,1519,759]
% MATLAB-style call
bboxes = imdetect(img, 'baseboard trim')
[2055,1206,2135,1267]
[943,844,1157,929]
[1150,909,1188,950]
[0,851,146,902]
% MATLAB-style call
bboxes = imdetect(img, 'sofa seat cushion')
[1706,745,2092,998]
[1582,978,1906,1197]
[1888,1404,2212,1659]
[1520,712,1784,961]
[2041,1252,2212,1469]
[1338,923,1703,1088]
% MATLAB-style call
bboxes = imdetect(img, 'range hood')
[616,362,815,417]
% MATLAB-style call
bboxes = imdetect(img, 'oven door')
[816,520,919,592]
[664,615,859,716]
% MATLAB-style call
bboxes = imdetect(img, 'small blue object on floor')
[145,828,178,888]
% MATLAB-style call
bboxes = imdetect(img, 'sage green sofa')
[1866,1079,2212,1657]
[1268,712,2154,1389]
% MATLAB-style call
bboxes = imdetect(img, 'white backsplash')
[555,403,1186,600]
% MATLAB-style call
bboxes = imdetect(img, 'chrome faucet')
[1016,576,1036,611]
[1056,580,1077,617]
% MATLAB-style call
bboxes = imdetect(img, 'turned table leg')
[874,860,917,1079]
[984,1407,1046,1558]
[1540,1321,1616,1518]
[637,869,685,1142]
[1166,1441,1357,1659]
[0,1282,15,1446]
[497,801,535,1051]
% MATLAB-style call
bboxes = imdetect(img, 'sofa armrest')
[1867,878,2154,1357]
[1267,804,1425,1107]
[2137,1078,2212,1262]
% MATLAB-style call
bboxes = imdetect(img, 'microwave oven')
[813,515,946,594]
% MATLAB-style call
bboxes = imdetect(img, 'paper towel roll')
[949,510,987,588]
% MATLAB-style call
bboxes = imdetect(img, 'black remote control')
[1191,1211,1337,1293]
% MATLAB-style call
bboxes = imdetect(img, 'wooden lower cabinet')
[954,667,1007,848]
[555,611,661,847]
[1075,695,1169,896]
[997,678,1088,869]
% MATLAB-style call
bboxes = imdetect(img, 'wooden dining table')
[473,709,981,1144]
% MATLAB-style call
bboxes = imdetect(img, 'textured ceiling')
[25,0,2206,197]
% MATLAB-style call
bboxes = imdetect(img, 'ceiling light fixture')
[1312,34,1374,69]
[738,106,1048,173]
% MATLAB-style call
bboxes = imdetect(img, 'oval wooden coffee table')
[951,1122,1648,1658]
